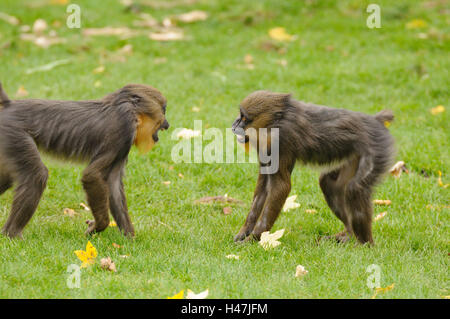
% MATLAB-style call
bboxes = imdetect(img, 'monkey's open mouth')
[152,130,159,142]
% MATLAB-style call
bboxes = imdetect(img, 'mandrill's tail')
[375,109,394,126]
[0,82,11,109]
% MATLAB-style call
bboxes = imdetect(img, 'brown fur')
[232,90,395,245]
[0,83,169,238]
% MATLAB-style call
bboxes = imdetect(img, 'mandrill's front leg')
[234,173,268,242]
[250,170,292,240]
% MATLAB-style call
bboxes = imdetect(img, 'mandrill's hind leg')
[0,172,13,195]
[319,158,359,243]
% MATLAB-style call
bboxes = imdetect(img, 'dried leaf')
[390,161,408,178]
[371,283,395,299]
[305,209,317,214]
[149,31,184,41]
[63,208,78,217]
[226,254,239,260]
[430,105,445,115]
[374,212,387,221]
[112,243,121,248]
[295,265,308,277]
[176,10,208,23]
[100,257,117,272]
[194,195,244,205]
[83,27,139,38]
[162,181,171,186]
[168,290,184,299]
[373,199,391,206]
[0,12,19,25]
[259,229,285,250]
[283,195,300,212]
[186,289,209,299]
[15,85,29,98]
[176,128,201,139]
[74,241,97,268]
[438,171,449,188]
[268,27,294,42]
[276,59,288,67]
[406,19,427,29]
[119,254,130,258]
[133,13,158,28]
[223,206,232,215]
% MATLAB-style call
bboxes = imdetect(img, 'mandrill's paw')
[234,228,252,243]
[321,230,352,243]
[85,219,109,235]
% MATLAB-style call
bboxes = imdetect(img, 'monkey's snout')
[160,119,170,131]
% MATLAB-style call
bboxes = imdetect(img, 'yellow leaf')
[371,283,395,299]
[259,229,285,250]
[109,221,117,227]
[390,161,408,178]
[373,199,391,206]
[374,212,387,221]
[295,265,308,277]
[168,290,184,299]
[269,27,294,42]
[438,171,449,188]
[430,105,445,115]
[74,241,97,268]
[406,19,427,29]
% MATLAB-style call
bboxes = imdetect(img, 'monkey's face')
[124,84,170,153]
[232,91,290,148]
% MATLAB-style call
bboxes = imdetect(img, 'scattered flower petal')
[109,221,117,227]
[283,195,300,212]
[80,203,90,211]
[390,161,408,178]
[438,171,449,188]
[74,241,97,268]
[15,85,29,98]
[63,208,78,217]
[186,289,209,299]
[32,19,48,34]
[259,229,285,250]
[374,212,387,221]
[149,31,184,41]
[305,209,317,214]
[371,283,395,299]
[295,265,308,277]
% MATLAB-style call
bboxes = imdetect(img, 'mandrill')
[0,82,169,238]
[232,91,395,245]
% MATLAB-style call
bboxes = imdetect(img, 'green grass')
[0,0,448,298]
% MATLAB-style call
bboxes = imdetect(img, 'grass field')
[0,0,448,298]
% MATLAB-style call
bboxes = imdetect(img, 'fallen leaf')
[83,27,140,38]
[74,241,98,268]
[25,59,71,74]
[226,254,239,260]
[176,128,201,139]
[371,283,395,299]
[176,10,208,23]
[32,19,48,34]
[283,195,300,212]
[168,290,184,299]
[15,85,29,98]
[162,181,171,185]
[119,254,130,258]
[295,265,308,277]
[430,105,445,115]
[109,221,117,227]
[223,206,232,215]
[149,31,184,41]
[93,65,105,74]
[186,289,209,299]
[373,199,391,206]
[191,106,200,112]
[133,13,158,28]
[269,27,294,42]
[80,203,90,211]
[194,195,244,205]
[118,44,133,55]
[390,161,408,178]
[63,208,78,217]
[20,33,66,48]
[276,59,288,67]
[438,171,449,188]
[0,12,19,25]
[374,212,387,221]
[112,243,121,248]
[406,19,427,29]
[259,229,285,250]
[100,257,117,272]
